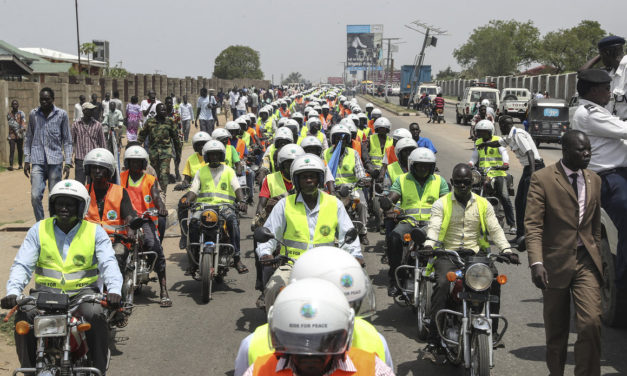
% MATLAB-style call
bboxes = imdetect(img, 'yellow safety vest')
[297,131,325,146]
[247,318,386,367]
[242,131,251,147]
[387,161,405,185]
[439,192,490,249]
[197,165,237,204]
[267,145,278,173]
[399,174,442,221]
[369,134,393,168]
[266,171,289,198]
[283,192,338,260]
[186,152,205,178]
[324,147,357,185]
[224,145,235,169]
[35,218,99,295]
[476,136,506,178]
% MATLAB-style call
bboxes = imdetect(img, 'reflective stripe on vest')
[387,161,405,184]
[248,319,385,368]
[369,135,393,167]
[324,147,357,185]
[252,347,375,376]
[399,174,441,221]
[283,192,338,260]
[476,136,506,177]
[266,171,289,198]
[85,183,127,236]
[439,192,490,249]
[197,165,237,204]
[35,218,99,295]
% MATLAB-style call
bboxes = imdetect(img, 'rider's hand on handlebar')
[238,202,248,213]
[158,208,169,217]
[179,196,191,208]
[501,252,520,265]
[107,293,122,309]
[1,294,17,309]
[531,264,549,290]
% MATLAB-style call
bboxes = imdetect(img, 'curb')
[357,95,417,116]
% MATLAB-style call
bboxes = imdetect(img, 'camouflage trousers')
[150,154,171,193]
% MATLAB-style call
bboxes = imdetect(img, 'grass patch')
[0,314,15,345]
[360,95,416,114]
[0,166,6,173]
[0,219,25,227]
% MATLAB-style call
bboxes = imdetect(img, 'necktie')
[569,173,578,198]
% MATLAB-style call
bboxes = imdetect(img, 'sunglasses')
[452,179,472,186]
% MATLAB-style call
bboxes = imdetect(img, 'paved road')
[103,102,626,376]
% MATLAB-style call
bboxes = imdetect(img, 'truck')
[499,88,531,120]
[455,82,500,125]
[399,65,432,106]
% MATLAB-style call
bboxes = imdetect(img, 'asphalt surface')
[106,100,627,376]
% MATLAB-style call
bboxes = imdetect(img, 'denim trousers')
[30,163,62,221]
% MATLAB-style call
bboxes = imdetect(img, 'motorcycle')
[428,248,512,376]
[471,167,513,229]
[430,107,445,124]
[182,203,239,303]
[5,292,122,376]
[335,177,371,234]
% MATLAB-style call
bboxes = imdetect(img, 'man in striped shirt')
[23,87,73,221]
[71,102,105,184]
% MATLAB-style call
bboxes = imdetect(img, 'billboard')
[346,24,383,71]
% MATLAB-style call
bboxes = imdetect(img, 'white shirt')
[608,54,627,119]
[74,103,83,121]
[256,192,362,258]
[498,127,541,166]
[197,96,216,120]
[572,98,627,171]
[236,95,248,111]
[140,99,161,120]
[101,99,110,113]
[178,102,194,121]
[189,164,240,193]
[229,91,239,107]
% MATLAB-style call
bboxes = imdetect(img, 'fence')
[0,73,270,165]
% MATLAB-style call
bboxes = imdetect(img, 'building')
[0,40,72,81]
[20,47,106,76]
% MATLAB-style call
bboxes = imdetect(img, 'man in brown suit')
[525,130,602,376]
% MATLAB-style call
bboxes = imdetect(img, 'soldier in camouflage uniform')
[137,103,182,194]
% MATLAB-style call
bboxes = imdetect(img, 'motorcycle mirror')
[129,217,144,231]
[374,183,384,194]
[344,228,358,245]
[338,185,351,198]
[411,227,427,245]
[254,226,275,243]
[379,196,393,211]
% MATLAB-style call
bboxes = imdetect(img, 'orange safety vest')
[235,138,246,159]
[279,108,291,118]
[352,138,362,158]
[295,97,303,104]
[120,170,159,234]
[385,145,397,164]
[344,108,352,118]
[85,183,127,236]
[320,114,333,128]
[252,348,375,376]
[367,119,375,133]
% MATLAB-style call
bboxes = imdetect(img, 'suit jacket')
[525,162,602,288]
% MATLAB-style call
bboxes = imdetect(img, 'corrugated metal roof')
[0,40,72,74]
[20,47,106,67]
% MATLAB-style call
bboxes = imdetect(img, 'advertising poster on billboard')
[346,24,383,71]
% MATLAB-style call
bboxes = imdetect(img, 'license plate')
[459,291,499,303]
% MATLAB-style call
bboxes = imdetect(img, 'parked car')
[526,98,570,146]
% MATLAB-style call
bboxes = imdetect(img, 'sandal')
[235,261,249,274]
[160,296,173,308]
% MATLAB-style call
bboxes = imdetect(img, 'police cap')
[577,69,611,84]
[598,36,625,50]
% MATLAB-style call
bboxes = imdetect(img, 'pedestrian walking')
[196,87,217,134]
[525,130,603,376]
[23,87,72,221]
[102,102,124,151]
[235,90,248,117]
[229,87,239,119]
[71,102,105,184]
[251,88,259,114]
[6,99,26,170]
[73,94,86,122]
[101,92,110,117]
[111,90,123,116]
[178,95,194,142]
[90,93,103,122]
[141,90,161,121]
[125,96,142,142]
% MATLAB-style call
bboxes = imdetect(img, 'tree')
[79,42,97,74]
[453,20,540,77]
[213,45,263,80]
[282,72,306,84]
[435,66,459,80]
[107,67,128,78]
[538,20,606,73]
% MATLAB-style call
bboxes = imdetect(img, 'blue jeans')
[600,169,627,289]
[237,110,246,117]
[30,163,62,221]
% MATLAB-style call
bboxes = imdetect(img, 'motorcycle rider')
[212,127,243,174]
[429,93,446,123]
[424,163,519,352]
[367,108,382,133]
[380,127,413,181]
[298,117,328,150]
[325,124,370,245]
[257,154,363,308]
[258,127,295,184]
[228,120,255,204]
[179,140,249,274]
[469,119,516,234]
[120,145,172,307]
[320,104,333,130]
[257,106,274,140]
[242,278,393,375]
[469,104,495,140]
[384,148,449,297]
[365,102,374,120]
[235,247,392,376]
[368,117,394,182]
[1,180,122,374]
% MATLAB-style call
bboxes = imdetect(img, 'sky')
[2,0,626,84]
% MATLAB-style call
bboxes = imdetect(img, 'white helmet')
[346,122,358,136]
[481,99,491,107]
[307,110,319,118]
[339,118,353,127]
[300,135,323,152]
[225,121,240,131]
[289,247,376,318]
[357,113,368,121]
[211,127,231,140]
[285,118,300,130]
[351,106,362,114]
[321,104,330,110]
[123,145,149,169]
[408,147,437,171]
[258,107,270,115]
[307,117,321,128]
[329,124,351,141]
[191,131,211,146]
[291,112,304,120]
[290,154,326,191]
[475,119,495,133]
[49,179,91,218]
[365,102,374,110]
[373,117,391,130]
[391,128,413,141]
[83,148,116,178]
[313,105,322,113]
[277,144,305,166]
[268,278,354,355]
[277,117,288,129]
[347,113,359,124]
[394,137,418,160]
[202,139,226,162]
[371,108,382,118]
[274,127,294,143]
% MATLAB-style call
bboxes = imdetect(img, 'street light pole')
[382,37,401,103]
[74,0,81,74]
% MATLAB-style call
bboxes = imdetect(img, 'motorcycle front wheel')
[469,331,490,376]
[200,253,213,303]
[416,280,432,341]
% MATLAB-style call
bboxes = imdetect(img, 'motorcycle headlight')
[471,170,482,185]
[34,315,67,338]
[464,263,493,291]
[200,209,218,228]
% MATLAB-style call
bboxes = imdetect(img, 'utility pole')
[74,0,81,74]
[382,37,401,103]
[404,20,447,108]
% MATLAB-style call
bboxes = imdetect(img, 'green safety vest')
[266,171,289,198]
[196,165,237,204]
[387,161,405,185]
[399,174,442,221]
[242,131,251,147]
[186,152,205,178]
[324,147,357,185]
[267,145,278,173]
[369,134,393,168]
[283,192,338,260]
[258,118,273,135]
[35,218,99,295]
[224,145,235,169]
[439,192,490,249]
[247,318,386,367]
[297,131,325,146]
[476,136,506,178]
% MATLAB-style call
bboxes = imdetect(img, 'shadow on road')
[169,278,246,305]
[369,302,423,342]
[235,307,266,334]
